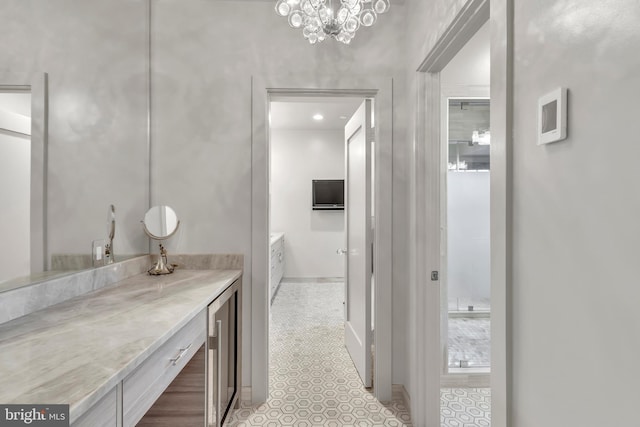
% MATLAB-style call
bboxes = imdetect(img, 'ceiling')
[270,97,362,131]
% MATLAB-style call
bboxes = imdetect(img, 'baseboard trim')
[241,387,252,403]
[392,384,411,413]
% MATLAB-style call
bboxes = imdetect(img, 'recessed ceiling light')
[339,115,347,120]
[313,113,324,121]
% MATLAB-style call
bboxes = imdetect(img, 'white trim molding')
[490,0,514,426]
[417,0,490,73]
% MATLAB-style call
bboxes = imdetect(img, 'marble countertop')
[270,232,284,246]
[0,268,241,423]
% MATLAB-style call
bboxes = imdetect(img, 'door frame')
[251,76,394,403]
[410,0,513,426]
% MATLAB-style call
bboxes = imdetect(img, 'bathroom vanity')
[270,232,285,303]
[0,262,242,426]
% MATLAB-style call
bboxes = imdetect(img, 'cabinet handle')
[215,319,222,427]
[170,343,192,366]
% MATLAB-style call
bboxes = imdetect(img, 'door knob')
[337,249,347,255]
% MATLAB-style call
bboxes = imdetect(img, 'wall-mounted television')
[312,179,344,210]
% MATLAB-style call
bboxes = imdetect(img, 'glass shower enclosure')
[443,98,491,372]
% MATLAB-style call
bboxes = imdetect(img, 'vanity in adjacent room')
[0,254,243,427]
[270,232,285,303]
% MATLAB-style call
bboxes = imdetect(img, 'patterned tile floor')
[227,280,490,426]
[441,388,491,426]
[447,317,491,368]
[226,281,412,426]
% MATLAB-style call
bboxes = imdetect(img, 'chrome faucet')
[105,205,116,264]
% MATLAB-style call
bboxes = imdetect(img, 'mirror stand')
[148,243,175,275]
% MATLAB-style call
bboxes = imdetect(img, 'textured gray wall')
[509,1,640,426]
[151,0,408,388]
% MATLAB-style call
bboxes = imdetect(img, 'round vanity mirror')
[142,205,180,240]
[142,205,180,275]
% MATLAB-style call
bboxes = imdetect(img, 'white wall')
[0,131,30,282]
[509,1,640,426]
[271,129,345,279]
[447,171,490,308]
[441,21,490,87]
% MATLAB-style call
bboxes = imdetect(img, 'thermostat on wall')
[537,87,567,145]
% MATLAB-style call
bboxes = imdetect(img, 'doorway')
[268,96,361,297]
[250,78,394,405]
[231,91,408,423]
[411,0,508,424]
[438,25,491,427]
[267,95,373,386]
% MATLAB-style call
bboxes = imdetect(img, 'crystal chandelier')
[275,0,390,44]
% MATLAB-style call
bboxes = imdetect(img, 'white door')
[344,99,373,388]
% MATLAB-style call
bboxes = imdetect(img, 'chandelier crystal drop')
[275,0,390,44]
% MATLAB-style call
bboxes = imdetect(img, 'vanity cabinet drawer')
[72,386,117,427]
[122,310,206,427]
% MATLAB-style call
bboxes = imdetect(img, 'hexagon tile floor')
[441,388,491,426]
[226,281,411,426]
[226,281,490,426]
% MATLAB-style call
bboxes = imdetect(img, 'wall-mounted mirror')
[0,87,34,290]
[0,2,150,293]
[142,206,180,275]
